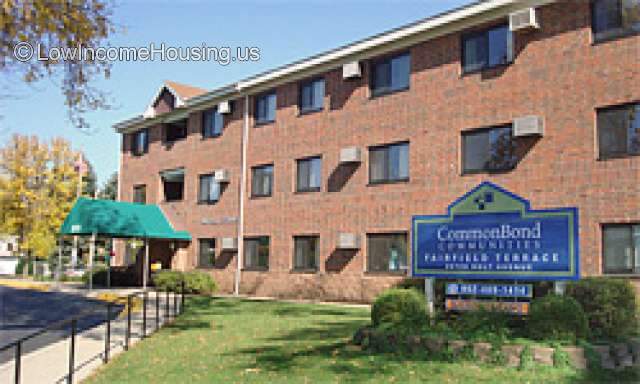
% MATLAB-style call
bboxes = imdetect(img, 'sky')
[1,0,469,186]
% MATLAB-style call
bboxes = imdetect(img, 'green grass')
[85,297,636,384]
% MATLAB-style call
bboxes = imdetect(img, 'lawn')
[85,297,629,384]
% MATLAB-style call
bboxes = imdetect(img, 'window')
[603,224,640,274]
[597,103,640,159]
[369,142,409,183]
[367,233,408,273]
[370,52,410,96]
[462,24,512,73]
[198,174,221,204]
[463,125,517,173]
[255,91,276,124]
[244,236,269,270]
[592,0,640,41]
[165,121,187,142]
[160,168,184,202]
[202,107,223,138]
[296,157,322,192]
[299,78,324,113]
[251,165,273,197]
[7,243,13,252]
[198,239,215,268]
[133,185,146,204]
[132,129,148,155]
[293,236,319,271]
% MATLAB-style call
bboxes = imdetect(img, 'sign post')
[424,278,435,318]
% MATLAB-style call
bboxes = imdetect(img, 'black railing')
[0,282,186,384]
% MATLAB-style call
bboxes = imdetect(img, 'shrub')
[82,266,108,285]
[182,271,217,295]
[82,266,138,287]
[451,307,513,340]
[152,270,184,291]
[371,288,428,333]
[153,270,217,295]
[527,294,588,342]
[566,277,638,341]
[15,257,34,275]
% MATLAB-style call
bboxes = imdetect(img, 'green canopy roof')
[59,198,191,240]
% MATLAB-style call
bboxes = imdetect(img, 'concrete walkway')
[0,290,181,384]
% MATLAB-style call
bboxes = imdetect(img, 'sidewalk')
[0,291,182,384]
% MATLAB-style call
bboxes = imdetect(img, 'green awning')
[59,198,191,240]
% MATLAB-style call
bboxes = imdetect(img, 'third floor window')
[462,24,511,73]
[299,78,325,113]
[370,52,410,96]
[255,91,276,125]
[202,107,223,138]
[592,0,640,42]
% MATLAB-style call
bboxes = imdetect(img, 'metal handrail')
[1,281,186,384]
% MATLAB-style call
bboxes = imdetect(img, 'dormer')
[143,80,207,119]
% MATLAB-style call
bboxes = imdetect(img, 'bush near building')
[153,270,217,295]
[566,277,639,341]
[527,295,589,343]
[358,277,639,354]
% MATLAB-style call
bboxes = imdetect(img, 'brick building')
[114,0,640,301]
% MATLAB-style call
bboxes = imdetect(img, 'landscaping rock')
[352,327,372,346]
[592,345,611,361]
[532,346,554,366]
[612,343,629,358]
[618,355,634,368]
[630,339,640,359]
[449,340,467,356]
[473,342,493,363]
[601,357,616,370]
[406,335,422,352]
[562,347,587,370]
[501,345,524,367]
[424,337,446,354]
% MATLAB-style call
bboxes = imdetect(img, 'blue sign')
[412,182,579,281]
[446,283,533,298]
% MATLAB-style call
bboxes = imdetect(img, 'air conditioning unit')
[214,169,230,183]
[513,115,544,137]
[509,8,539,32]
[218,100,232,114]
[221,237,237,250]
[339,146,362,163]
[342,61,361,79]
[337,233,360,249]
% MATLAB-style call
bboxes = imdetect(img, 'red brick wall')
[119,1,640,302]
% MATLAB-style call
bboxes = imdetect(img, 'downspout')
[234,94,249,296]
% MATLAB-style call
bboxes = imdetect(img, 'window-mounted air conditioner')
[218,100,232,114]
[342,61,361,79]
[509,8,539,32]
[337,233,360,249]
[339,146,362,163]
[214,169,230,183]
[221,237,237,250]
[513,115,544,137]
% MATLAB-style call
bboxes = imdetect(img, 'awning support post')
[89,232,96,291]
[143,238,149,290]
